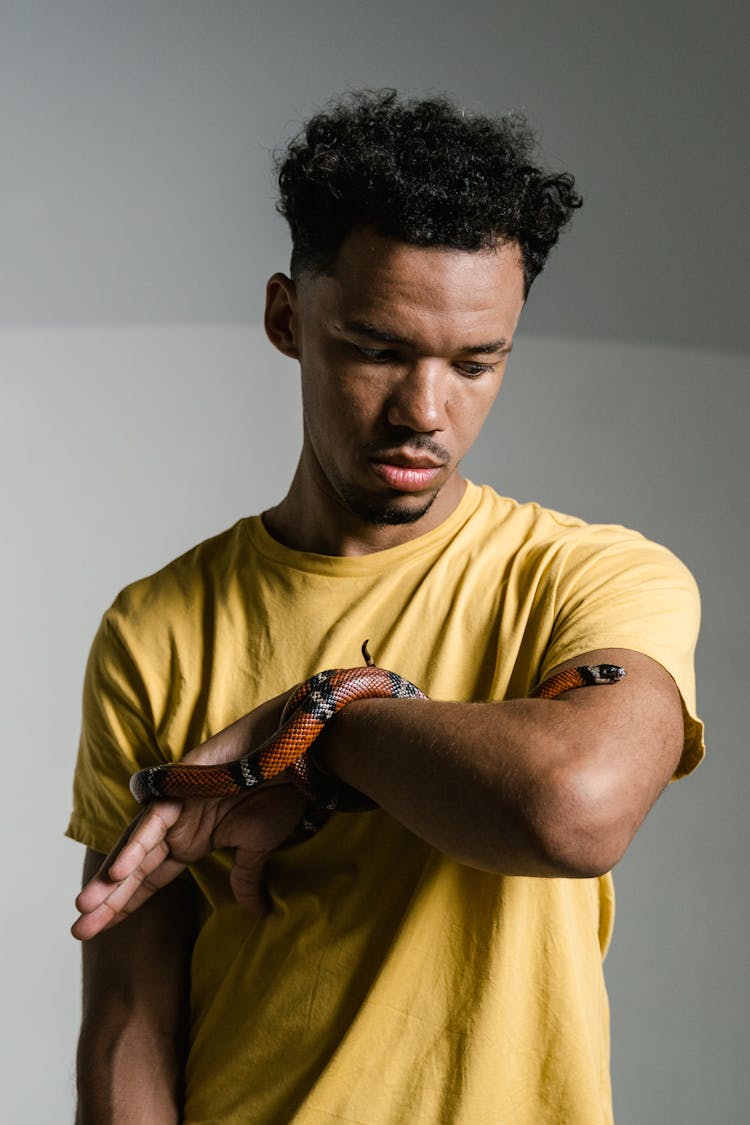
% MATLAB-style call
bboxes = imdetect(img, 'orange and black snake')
[129,646,625,818]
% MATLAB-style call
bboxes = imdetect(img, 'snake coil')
[130,647,625,826]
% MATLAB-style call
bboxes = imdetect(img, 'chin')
[340,487,438,528]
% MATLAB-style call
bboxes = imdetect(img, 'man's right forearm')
[76,1013,186,1124]
[76,848,196,1124]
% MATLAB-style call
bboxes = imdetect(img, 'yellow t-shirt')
[67,482,704,1125]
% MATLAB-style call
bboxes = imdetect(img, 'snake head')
[584,664,627,685]
[129,764,172,804]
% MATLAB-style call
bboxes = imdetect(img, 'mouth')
[368,449,446,492]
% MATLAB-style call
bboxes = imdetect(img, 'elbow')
[531,762,635,878]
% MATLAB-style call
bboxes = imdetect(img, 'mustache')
[363,432,451,464]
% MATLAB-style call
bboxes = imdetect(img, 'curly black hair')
[275,90,582,296]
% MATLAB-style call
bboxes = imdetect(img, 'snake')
[129,644,625,814]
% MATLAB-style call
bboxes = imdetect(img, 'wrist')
[289,700,378,812]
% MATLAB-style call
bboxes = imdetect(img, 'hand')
[72,692,308,941]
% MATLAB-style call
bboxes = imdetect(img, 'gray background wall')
[1,2,747,1122]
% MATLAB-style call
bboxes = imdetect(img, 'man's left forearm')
[318,648,684,878]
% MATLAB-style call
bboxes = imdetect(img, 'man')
[69,91,703,1124]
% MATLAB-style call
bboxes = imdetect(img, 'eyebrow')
[342,320,512,355]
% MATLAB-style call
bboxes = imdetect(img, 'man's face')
[266,228,526,547]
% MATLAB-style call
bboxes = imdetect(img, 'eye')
[352,345,400,364]
[455,361,495,379]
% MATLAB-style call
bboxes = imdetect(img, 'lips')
[368,443,445,468]
[368,449,446,492]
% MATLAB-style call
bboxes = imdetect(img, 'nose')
[386,361,449,433]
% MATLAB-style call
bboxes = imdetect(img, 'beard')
[337,482,439,527]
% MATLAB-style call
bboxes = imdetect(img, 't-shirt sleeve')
[538,529,704,779]
[66,609,167,855]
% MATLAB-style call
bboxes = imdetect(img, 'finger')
[214,785,309,914]
[75,806,183,916]
[106,800,183,882]
[229,845,273,915]
[72,880,152,941]
[72,849,188,940]
[74,838,167,919]
[71,898,122,941]
[74,869,122,915]
[74,817,147,914]
[102,850,186,917]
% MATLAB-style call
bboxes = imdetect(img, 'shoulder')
[465,485,701,663]
[469,482,696,588]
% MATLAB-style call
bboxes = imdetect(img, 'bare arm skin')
[73,647,684,939]
[75,847,196,1125]
[72,691,308,941]
[73,699,309,1117]
[321,648,685,878]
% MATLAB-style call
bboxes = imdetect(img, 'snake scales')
[129,645,625,816]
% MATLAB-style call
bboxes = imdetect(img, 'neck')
[262,460,466,557]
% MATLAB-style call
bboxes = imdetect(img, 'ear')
[264,273,300,359]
